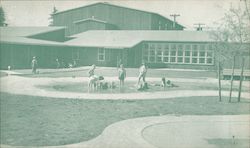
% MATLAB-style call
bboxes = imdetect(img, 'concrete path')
[2,115,249,148]
[1,75,250,100]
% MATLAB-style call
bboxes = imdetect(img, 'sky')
[0,0,246,30]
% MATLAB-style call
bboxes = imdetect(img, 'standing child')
[31,56,38,74]
[137,63,147,85]
[118,64,126,89]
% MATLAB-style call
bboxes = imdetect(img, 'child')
[118,64,126,88]
[31,56,38,74]
[161,77,166,88]
[137,63,147,85]
[88,64,96,77]
[166,80,178,87]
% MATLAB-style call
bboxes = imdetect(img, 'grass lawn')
[1,92,249,146]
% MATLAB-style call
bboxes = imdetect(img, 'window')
[207,51,213,58]
[142,43,214,65]
[199,51,205,57]
[163,57,169,63]
[184,44,191,63]
[156,50,162,62]
[192,58,198,63]
[199,58,205,63]
[185,50,190,56]
[143,43,149,49]
[200,44,205,50]
[178,57,183,63]
[185,44,191,50]
[185,57,190,63]
[178,49,183,56]
[149,49,156,62]
[150,43,155,49]
[192,50,198,56]
[171,44,177,50]
[170,57,176,62]
[171,50,176,56]
[192,44,198,50]
[164,44,169,50]
[163,50,169,56]
[157,44,162,49]
[98,48,105,61]
[143,49,149,62]
[163,48,170,63]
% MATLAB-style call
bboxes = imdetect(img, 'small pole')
[229,55,236,102]
[170,14,180,29]
[218,61,222,102]
[238,57,245,102]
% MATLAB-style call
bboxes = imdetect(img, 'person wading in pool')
[118,64,126,89]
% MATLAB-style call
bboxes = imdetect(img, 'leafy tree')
[0,6,7,26]
[49,6,58,26]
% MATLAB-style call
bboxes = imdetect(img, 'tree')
[211,3,249,102]
[49,6,58,26]
[0,6,7,26]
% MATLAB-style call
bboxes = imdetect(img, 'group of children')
[87,63,176,91]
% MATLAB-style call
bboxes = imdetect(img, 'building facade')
[1,3,249,70]
[52,2,184,35]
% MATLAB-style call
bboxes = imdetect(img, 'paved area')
[1,75,250,100]
[2,115,248,148]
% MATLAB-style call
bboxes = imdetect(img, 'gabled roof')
[1,27,247,49]
[0,26,65,37]
[53,2,185,28]
[0,27,65,46]
[65,30,215,48]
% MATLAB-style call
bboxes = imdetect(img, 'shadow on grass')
[206,138,250,148]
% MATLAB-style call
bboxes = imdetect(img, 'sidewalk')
[1,76,250,100]
[2,115,248,148]
[49,115,250,148]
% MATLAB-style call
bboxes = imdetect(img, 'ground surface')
[0,67,250,147]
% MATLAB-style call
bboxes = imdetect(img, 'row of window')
[142,43,214,65]
[144,43,213,51]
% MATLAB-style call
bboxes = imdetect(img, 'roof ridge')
[52,2,184,27]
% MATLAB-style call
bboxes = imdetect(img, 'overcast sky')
[0,0,245,30]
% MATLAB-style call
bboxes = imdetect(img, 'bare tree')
[211,3,249,102]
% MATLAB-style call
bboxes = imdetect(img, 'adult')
[137,63,147,85]
[31,56,38,74]
[118,64,126,88]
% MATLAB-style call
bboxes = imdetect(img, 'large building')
[52,2,185,35]
[0,2,249,70]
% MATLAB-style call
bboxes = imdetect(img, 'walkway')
[2,115,249,148]
[1,75,250,100]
